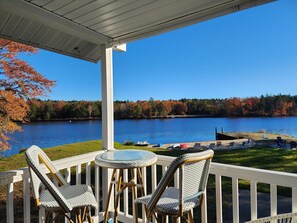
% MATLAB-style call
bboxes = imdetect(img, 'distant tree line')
[27,95,297,121]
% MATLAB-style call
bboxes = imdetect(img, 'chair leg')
[146,211,156,223]
[156,214,166,223]
[172,216,178,223]
[161,215,166,223]
[114,169,123,223]
[88,211,94,223]
[64,213,75,223]
[137,168,145,196]
[187,211,194,223]
[87,207,94,223]
[104,169,117,223]
[153,212,158,223]
[48,212,60,223]
[88,216,93,223]
[45,211,50,223]
[135,203,139,223]
[48,213,74,223]
[77,212,83,223]
[131,169,139,223]
[82,206,87,221]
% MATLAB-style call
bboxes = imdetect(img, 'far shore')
[24,114,297,123]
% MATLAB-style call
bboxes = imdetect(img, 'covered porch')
[1,0,295,222]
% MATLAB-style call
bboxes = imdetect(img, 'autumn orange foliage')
[0,39,55,153]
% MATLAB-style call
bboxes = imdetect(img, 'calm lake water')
[6,117,297,156]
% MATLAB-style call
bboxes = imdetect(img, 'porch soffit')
[0,0,274,63]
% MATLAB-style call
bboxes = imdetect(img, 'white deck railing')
[1,151,297,223]
[0,151,104,223]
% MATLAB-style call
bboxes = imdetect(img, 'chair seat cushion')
[135,187,201,215]
[39,185,97,211]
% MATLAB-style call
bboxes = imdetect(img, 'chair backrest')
[25,145,72,212]
[147,150,214,216]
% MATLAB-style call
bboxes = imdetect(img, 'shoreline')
[156,132,297,151]
[25,114,297,123]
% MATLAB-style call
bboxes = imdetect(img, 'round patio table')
[95,149,157,223]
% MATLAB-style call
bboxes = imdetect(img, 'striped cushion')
[135,187,202,214]
[39,185,97,211]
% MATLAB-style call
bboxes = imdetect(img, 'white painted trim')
[113,43,127,52]
[0,34,100,63]
[250,181,257,220]
[114,0,275,43]
[101,45,114,150]
[0,0,112,45]
[101,44,115,214]
[215,175,223,223]
[211,162,297,188]
[7,182,14,223]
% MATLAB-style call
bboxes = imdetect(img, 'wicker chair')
[135,149,214,223]
[246,212,297,223]
[25,145,98,223]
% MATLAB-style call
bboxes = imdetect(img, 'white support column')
[101,44,115,214]
[101,45,114,150]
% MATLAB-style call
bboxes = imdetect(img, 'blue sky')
[23,0,297,101]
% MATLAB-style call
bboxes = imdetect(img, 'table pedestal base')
[104,168,145,223]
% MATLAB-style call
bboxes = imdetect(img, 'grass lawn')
[0,140,175,172]
[1,140,297,174]
[214,147,297,173]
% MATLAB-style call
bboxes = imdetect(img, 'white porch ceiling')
[0,0,274,62]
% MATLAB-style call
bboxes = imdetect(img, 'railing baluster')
[142,167,147,195]
[232,178,239,223]
[142,167,147,222]
[174,170,181,223]
[23,174,31,223]
[270,184,277,216]
[161,165,168,223]
[65,167,71,184]
[292,188,297,212]
[174,169,179,188]
[215,174,222,223]
[152,164,157,191]
[39,207,45,223]
[201,189,208,223]
[123,169,128,216]
[7,182,14,223]
[152,164,157,223]
[65,168,71,222]
[133,168,137,185]
[52,179,58,221]
[76,164,81,185]
[250,181,257,220]
[95,165,100,219]
[86,162,91,186]
[133,168,137,218]
[39,185,45,223]
[75,165,82,223]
